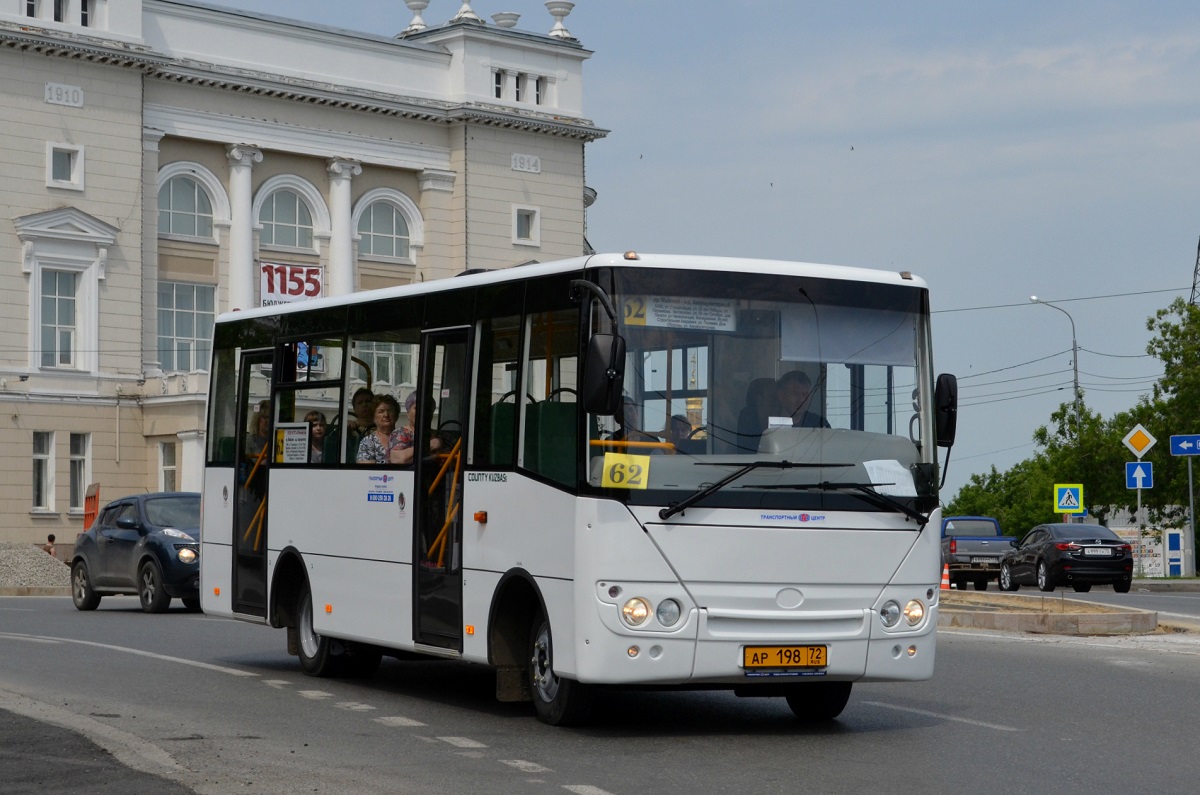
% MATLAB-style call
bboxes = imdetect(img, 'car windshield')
[585,266,936,515]
[1055,526,1121,542]
[145,495,200,529]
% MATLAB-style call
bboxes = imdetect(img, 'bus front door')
[233,351,271,618]
[413,327,470,650]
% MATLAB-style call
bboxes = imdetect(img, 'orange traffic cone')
[940,564,951,591]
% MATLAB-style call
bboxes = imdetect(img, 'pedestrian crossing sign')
[1054,483,1084,514]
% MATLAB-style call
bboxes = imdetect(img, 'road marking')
[298,690,334,700]
[438,736,487,748]
[0,632,258,676]
[262,679,292,689]
[563,786,617,795]
[335,701,376,712]
[501,759,552,774]
[863,701,1019,732]
[375,716,426,727]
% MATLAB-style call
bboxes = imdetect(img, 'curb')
[938,607,1158,634]
[0,587,71,597]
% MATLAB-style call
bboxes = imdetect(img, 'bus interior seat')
[526,401,577,484]
[216,436,235,464]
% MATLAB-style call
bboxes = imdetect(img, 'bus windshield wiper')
[657,461,849,521]
[758,481,929,525]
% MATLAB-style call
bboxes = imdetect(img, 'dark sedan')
[70,492,201,613]
[998,523,1133,593]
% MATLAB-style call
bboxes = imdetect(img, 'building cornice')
[0,21,168,71]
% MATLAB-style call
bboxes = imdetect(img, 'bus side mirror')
[935,373,958,448]
[582,333,626,415]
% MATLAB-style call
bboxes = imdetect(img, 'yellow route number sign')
[601,453,651,489]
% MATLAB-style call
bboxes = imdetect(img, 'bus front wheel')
[785,681,852,721]
[528,616,592,726]
[296,582,342,677]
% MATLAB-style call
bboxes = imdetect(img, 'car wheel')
[785,681,853,721]
[296,581,343,677]
[71,561,101,611]
[973,579,989,591]
[1037,560,1055,592]
[138,560,171,613]
[529,614,592,726]
[182,597,202,612]
[1072,584,1092,593]
[998,563,1019,592]
[1113,580,1132,594]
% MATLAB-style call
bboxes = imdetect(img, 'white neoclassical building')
[0,0,605,545]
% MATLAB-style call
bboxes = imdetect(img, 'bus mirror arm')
[572,280,627,415]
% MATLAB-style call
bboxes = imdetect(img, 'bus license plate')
[743,645,827,669]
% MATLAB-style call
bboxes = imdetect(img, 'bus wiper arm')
[758,481,929,525]
[657,461,848,521]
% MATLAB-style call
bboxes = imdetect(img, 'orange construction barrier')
[940,563,951,591]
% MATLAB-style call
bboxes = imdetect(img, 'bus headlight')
[621,597,651,626]
[903,599,926,626]
[879,601,901,628]
[655,598,682,627]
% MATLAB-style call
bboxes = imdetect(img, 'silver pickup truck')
[941,516,1010,590]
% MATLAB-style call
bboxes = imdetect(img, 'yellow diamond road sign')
[1123,424,1157,459]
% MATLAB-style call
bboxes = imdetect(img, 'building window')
[46,143,84,191]
[513,205,541,247]
[494,70,503,99]
[259,189,313,249]
[33,432,52,511]
[53,0,64,22]
[161,442,177,492]
[158,282,215,372]
[357,202,410,259]
[69,433,88,511]
[158,175,214,238]
[41,270,77,368]
[25,0,37,18]
[534,77,543,105]
[80,0,90,26]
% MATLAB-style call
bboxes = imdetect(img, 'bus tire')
[785,681,852,721]
[296,581,342,677]
[528,615,592,726]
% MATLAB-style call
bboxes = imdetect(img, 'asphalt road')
[5,595,1200,794]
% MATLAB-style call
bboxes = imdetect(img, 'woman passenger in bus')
[305,411,328,463]
[356,395,403,464]
[389,392,444,466]
[249,400,270,455]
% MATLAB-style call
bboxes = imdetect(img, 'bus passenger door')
[233,351,272,618]
[413,327,470,650]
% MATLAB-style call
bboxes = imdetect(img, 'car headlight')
[177,547,198,564]
[655,598,682,627]
[621,597,651,627]
[903,599,926,626]
[880,600,901,628]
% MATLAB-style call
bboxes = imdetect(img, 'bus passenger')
[669,414,701,455]
[249,400,270,454]
[736,378,778,451]
[304,411,328,463]
[389,392,444,466]
[356,395,402,464]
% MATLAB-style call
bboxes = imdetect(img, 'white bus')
[200,252,958,725]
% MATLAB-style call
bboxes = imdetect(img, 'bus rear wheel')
[528,615,592,726]
[785,681,852,721]
[296,582,342,677]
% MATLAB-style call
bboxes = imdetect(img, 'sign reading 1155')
[260,262,323,305]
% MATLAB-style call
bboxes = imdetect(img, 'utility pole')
[1191,236,1200,306]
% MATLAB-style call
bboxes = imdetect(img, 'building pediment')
[15,206,119,245]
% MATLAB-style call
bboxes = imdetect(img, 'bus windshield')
[587,266,935,512]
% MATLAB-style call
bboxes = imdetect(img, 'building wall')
[0,2,604,545]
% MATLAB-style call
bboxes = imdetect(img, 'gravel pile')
[0,542,71,588]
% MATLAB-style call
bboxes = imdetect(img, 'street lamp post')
[1030,296,1081,438]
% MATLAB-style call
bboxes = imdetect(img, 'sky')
[204,1,1200,502]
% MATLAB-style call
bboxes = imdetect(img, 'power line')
[933,286,1189,314]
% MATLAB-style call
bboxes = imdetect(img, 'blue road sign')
[1126,461,1153,490]
[1170,434,1200,456]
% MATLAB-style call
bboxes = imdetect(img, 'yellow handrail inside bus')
[589,439,675,452]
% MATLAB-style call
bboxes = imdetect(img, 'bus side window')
[522,309,579,486]
[473,315,521,468]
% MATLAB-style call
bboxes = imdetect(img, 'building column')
[326,158,362,297]
[142,127,165,380]
[226,145,262,311]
